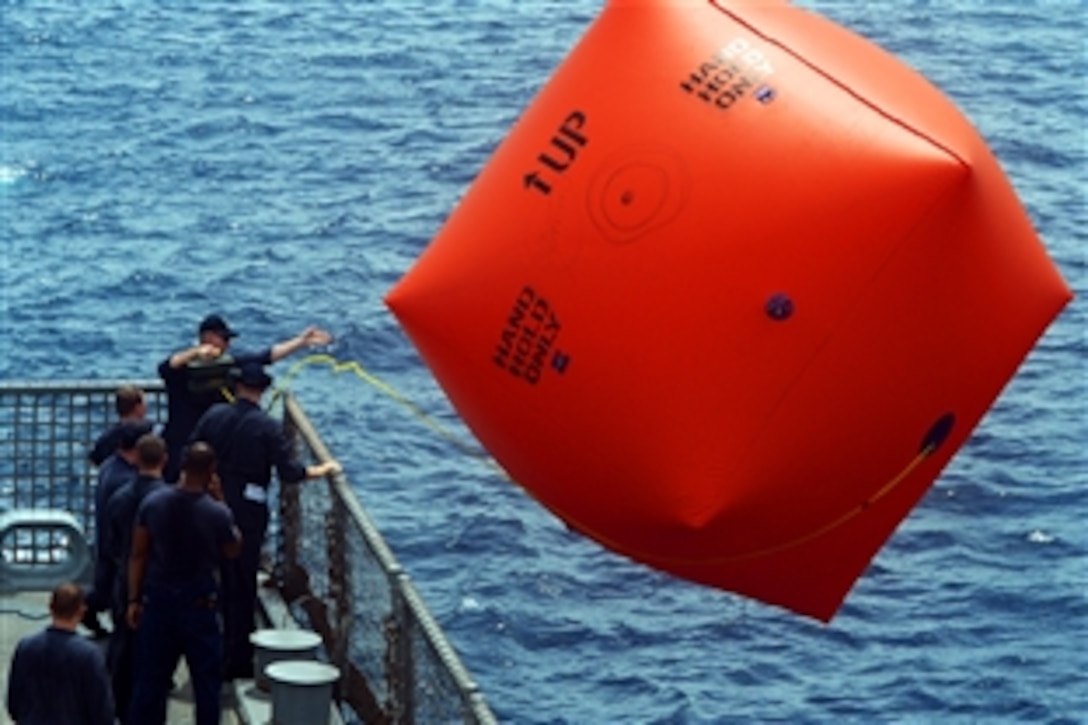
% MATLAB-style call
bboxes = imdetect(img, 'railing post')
[326,493,351,706]
[278,400,304,599]
[390,572,415,725]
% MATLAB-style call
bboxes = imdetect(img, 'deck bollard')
[265,660,340,725]
[250,628,322,692]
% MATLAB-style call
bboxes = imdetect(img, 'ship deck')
[0,589,206,725]
[1,589,250,724]
[0,379,496,724]
[0,580,321,724]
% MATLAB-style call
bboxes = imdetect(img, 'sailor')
[6,582,115,725]
[189,360,340,680]
[158,313,333,482]
[88,385,150,467]
[101,433,170,722]
[126,442,242,725]
[84,418,154,638]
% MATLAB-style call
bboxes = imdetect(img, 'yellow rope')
[267,353,940,566]
[698,446,933,564]
[565,446,937,568]
[271,353,507,476]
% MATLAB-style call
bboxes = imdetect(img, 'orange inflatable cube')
[386,0,1072,621]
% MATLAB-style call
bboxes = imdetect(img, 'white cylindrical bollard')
[266,660,340,725]
[250,629,322,691]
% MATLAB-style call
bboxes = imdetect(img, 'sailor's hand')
[126,601,143,629]
[172,342,224,369]
[208,473,225,502]
[196,343,223,359]
[299,326,333,347]
[308,460,342,479]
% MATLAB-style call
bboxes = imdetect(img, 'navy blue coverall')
[189,397,308,678]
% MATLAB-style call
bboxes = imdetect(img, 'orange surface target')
[385,0,1072,621]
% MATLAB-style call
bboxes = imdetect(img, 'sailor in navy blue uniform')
[102,432,170,721]
[87,385,148,467]
[6,582,115,725]
[84,418,153,637]
[126,442,242,725]
[158,313,332,482]
[189,361,340,679]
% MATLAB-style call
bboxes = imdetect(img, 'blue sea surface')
[2,1,1085,722]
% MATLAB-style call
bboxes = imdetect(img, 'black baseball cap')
[229,361,273,390]
[198,314,238,339]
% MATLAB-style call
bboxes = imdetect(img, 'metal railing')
[0,379,496,725]
[0,379,168,524]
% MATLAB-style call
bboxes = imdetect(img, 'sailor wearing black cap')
[189,360,340,679]
[158,313,332,482]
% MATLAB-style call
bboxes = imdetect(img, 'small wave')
[0,165,28,185]
[1027,529,1055,544]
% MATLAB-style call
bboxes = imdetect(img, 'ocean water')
[2,1,1085,723]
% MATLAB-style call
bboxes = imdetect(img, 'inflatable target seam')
[709,0,971,169]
